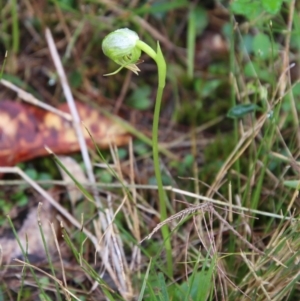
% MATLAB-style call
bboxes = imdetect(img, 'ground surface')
[1,1,300,300]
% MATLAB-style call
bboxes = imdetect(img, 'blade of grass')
[37,203,63,301]
[6,216,49,300]
[187,5,196,79]
[0,51,7,80]
[157,272,169,301]
[138,258,153,301]
[11,0,19,53]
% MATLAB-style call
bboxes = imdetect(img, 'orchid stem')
[138,40,173,277]
[102,29,173,277]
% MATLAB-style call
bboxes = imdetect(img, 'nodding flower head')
[102,28,142,75]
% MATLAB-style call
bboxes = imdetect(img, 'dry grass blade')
[13,258,80,301]
[237,219,300,301]
[140,202,211,242]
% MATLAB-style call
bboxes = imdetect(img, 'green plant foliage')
[24,167,38,180]
[157,272,169,300]
[11,191,28,206]
[227,103,260,119]
[283,180,300,190]
[175,255,215,300]
[252,33,278,60]
[135,0,188,18]
[133,140,150,156]
[231,0,262,19]
[69,70,82,88]
[127,85,152,110]
[192,6,208,36]
[231,0,284,17]
[262,0,284,14]
[194,79,222,98]
[97,169,113,183]
[243,61,272,82]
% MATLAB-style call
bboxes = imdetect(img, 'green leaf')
[252,33,272,59]
[97,170,113,183]
[138,258,152,301]
[133,0,188,16]
[69,70,82,88]
[231,0,261,19]
[157,273,169,301]
[127,85,152,110]
[283,180,300,190]
[175,253,216,301]
[25,168,38,180]
[244,61,273,82]
[262,0,283,14]
[227,103,260,119]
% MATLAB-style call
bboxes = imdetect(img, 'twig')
[45,28,106,223]
[0,79,72,121]
[0,167,97,247]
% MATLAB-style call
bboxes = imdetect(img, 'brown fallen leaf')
[0,100,131,166]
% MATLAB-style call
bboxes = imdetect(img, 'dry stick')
[278,0,295,98]
[45,28,130,297]
[0,177,294,221]
[280,0,300,149]
[0,79,72,121]
[45,28,106,226]
[105,209,127,295]
[166,186,295,221]
[0,167,97,247]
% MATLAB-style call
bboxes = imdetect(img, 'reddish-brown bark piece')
[0,100,130,166]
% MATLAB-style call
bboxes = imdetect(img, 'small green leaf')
[97,170,113,183]
[253,33,272,59]
[227,104,259,119]
[157,273,169,301]
[137,258,152,301]
[69,70,82,88]
[283,180,300,190]
[262,0,283,14]
[133,140,149,156]
[193,7,208,35]
[25,168,38,180]
[127,85,152,110]
[231,0,261,19]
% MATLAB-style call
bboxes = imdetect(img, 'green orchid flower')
[102,28,142,75]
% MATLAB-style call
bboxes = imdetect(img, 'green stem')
[136,40,157,61]
[153,86,173,278]
[137,40,172,277]
[11,0,19,53]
